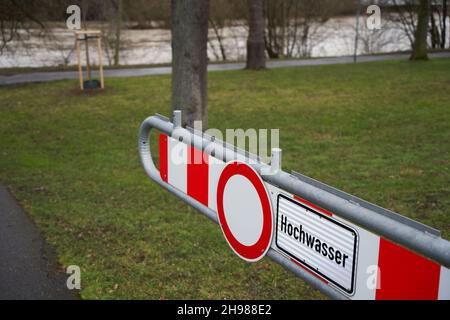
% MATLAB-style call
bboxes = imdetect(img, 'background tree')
[264,0,344,59]
[386,0,449,53]
[246,0,265,69]
[387,0,418,47]
[209,0,232,61]
[209,0,247,61]
[171,0,209,127]
[429,0,448,49]
[0,0,46,53]
[113,0,123,66]
[411,0,430,59]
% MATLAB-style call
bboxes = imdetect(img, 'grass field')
[1,58,449,299]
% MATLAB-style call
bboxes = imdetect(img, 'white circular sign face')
[217,161,273,262]
[223,174,264,246]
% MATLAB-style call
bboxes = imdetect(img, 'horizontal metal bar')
[137,115,347,300]
[185,125,262,163]
[290,171,441,237]
[139,114,450,268]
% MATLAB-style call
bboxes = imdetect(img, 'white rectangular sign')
[275,194,358,294]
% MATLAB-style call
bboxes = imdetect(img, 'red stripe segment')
[375,238,440,300]
[159,134,168,182]
[293,195,333,217]
[187,145,209,206]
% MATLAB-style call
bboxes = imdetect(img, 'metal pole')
[173,110,182,128]
[270,148,282,174]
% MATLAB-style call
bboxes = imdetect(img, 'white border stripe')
[353,230,380,300]
[167,137,187,193]
[438,266,450,300]
[208,156,225,211]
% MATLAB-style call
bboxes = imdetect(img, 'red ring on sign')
[216,161,273,262]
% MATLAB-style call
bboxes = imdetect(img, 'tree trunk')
[114,0,123,67]
[171,0,209,128]
[442,0,447,49]
[280,0,286,57]
[411,0,430,60]
[84,35,91,80]
[246,0,266,69]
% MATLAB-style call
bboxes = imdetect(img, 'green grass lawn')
[1,58,449,299]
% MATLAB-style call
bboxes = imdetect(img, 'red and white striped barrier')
[158,133,449,300]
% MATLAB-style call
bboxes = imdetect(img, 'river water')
[0,16,433,68]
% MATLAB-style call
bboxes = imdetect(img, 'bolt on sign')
[139,111,450,300]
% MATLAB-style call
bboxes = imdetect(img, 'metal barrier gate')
[139,111,450,300]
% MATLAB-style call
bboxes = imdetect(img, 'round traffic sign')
[216,161,273,262]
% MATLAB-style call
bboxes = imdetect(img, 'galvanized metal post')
[173,110,182,128]
[270,148,282,174]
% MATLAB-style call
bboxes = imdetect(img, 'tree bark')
[410,0,430,60]
[171,0,209,128]
[246,0,266,69]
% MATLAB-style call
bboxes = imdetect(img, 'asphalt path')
[0,185,78,299]
[1,51,449,86]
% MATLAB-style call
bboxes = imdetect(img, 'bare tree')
[264,0,339,59]
[208,1,247,62]
[246,0,266,69]
[387,0,448,51]
[42,30,76,67]
[171,0,209,127]
[0,0,47,54]
[208,18,227,61]
[357,20,397,55]
[411,0,430,59]
[127,0,171,29]
[387,0,418,47]
[445,0,449,48]
[429,0,448,49]
[208,0,231,61]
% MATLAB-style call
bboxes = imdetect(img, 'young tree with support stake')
[171,0,209,128]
